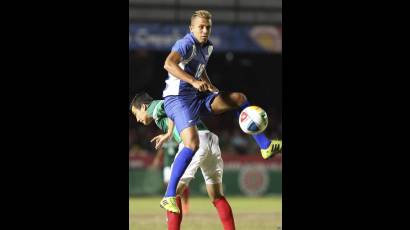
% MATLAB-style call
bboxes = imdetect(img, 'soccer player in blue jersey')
[161,10,282,213]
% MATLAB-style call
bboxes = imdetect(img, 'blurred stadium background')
[129,0,282,229]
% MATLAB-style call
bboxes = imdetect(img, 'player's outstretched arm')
[150,118,174,150]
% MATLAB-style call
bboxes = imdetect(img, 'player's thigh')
[201,158,224,197]
[210,91,247,114]
[164,95,201,133]
[200,133,223,181]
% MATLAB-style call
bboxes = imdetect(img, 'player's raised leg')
[211,92,282,159]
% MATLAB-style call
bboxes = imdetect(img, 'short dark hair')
[129,92,153,110]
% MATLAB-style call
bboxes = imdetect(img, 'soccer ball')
[239,106,269,135]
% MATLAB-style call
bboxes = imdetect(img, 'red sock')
[166,196,182,230]
[213,196,236,230]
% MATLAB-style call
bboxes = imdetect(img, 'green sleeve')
[152,101,182,143]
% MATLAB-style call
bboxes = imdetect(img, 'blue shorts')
[164,92,219,134]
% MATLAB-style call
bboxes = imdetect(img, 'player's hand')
[150,134,171,150]
[207,83,219,93]
[192,80,219,93]
[191,79,209,92]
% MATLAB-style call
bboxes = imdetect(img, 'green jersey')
[147,100,209,167]
[146,100,208,144]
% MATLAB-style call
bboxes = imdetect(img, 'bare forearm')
[164,60,196,84]
[166,118,175,137]
[164,51,210,91]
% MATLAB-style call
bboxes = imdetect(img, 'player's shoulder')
[152,100,165,119]
[151,100,164,107]
[209,131,219,140]
[174,33,195,47]
[154,100,165,111]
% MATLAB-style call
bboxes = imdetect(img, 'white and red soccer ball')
[239,106,268,135]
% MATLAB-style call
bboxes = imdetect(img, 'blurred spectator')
[230,129,251,154]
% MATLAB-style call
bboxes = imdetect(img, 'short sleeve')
[171,39,191,59]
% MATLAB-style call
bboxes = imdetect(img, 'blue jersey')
[162,32,214,97]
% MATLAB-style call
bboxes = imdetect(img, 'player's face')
[190,17,212,44]
[131,105,153,125]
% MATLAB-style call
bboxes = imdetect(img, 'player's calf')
[211,92,248,114]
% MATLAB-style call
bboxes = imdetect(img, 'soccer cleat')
[160,197,180,213]
[261,139,282,159]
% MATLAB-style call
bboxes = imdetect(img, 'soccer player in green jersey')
[131,92,236,230]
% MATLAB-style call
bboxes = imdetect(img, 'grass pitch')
[129,195,281,230]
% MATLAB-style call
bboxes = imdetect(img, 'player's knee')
[186,144,199,152]
[208,184,225,201]
[181,127,200,152]
[176,183,186,196]
[230,92,247,106]
[185,139,199,152]
[211,193,224,202]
